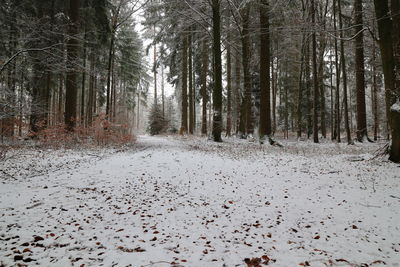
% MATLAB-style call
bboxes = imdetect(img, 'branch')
[325,27,367,42]
[0,43,62,73]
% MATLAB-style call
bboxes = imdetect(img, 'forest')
[0,0,400,266]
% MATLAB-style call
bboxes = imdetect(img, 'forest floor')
[0,135,399,267]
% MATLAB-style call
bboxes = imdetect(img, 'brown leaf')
[370,260,386,265]
[33,236,44,242]
[261,255,270,261]
[134,247,146,252]
[336,259,350,264]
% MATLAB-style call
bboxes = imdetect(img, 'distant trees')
[1,0,399,162]
[0,0,148,139]
[138,0,399,161]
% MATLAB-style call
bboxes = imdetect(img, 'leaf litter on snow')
[0,135,399,266]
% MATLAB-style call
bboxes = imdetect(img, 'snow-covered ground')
[0,136,399,267]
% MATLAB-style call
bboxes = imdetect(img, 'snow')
[391,100,400,112]
[1,136,399,266]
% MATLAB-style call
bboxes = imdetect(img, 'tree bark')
[180,34,188,134]
[373,0,400,162]
[311,0,319,143]
[201,38,208,135]
[354,0,368,142]
[241,3,252,136]
[81,29,87,126]
[259,0,272,140]
[65,0,80,131]
[189,32,194,134]
[333,0,341,142]
[211,0,223,142]
[235,47,242,135]
[338,0,352,144]
[226,30,232,137]
[153,24,158,105]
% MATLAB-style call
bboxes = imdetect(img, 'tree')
[201,38,209,136]
[259,0,272,141]
[240,2,252,137]
[373,0,400,162]
[180,34,188,134]
[311,0,319,143]
[148,103,167,135]
[226,23,232,137]
[211,0,223,142]
[354,0,368,142]
[338,0,352,144]
[65,0,80,131]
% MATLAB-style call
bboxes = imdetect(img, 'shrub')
[148,104,168,136]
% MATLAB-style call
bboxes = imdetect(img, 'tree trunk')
[373,0,400,162]
[259,0,272,140]
[235,48,241,134]
[153,24,157,105]
[226,29,232,137]
[201,39,208,136]
[180,34,188,134]
[65,0,80,131]
[87,50,94,126]
[318,40,327,139]
[106,33,115,118]
[241,3,252,136]
[272,55,277,134]
[189,33,194,134]
[330,53,334,140]
[81,30,87,127]
[297,16,306,139]
[339,0,352,144]
[305,41,312,139]
[372,40,379,141]
[284,64,289,139]
[354,0,368,142]
[311,0,319,143]
[334,0,341,142]
[211,0,223,142]
[161,65,165,118]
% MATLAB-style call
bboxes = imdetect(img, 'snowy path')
[1,136,399,266]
